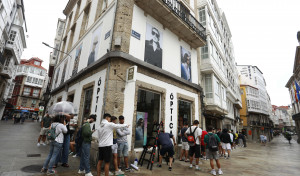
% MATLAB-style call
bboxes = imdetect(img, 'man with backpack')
[179,122,189,162]
[204,126,223,176]
[184,120,202,170]
[78,114,96,176]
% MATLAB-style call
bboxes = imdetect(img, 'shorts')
[201,145,206,152]
[206,149,219,160]
[189,144,200,158]
[181,142,189,150]
[40,127,49,135]
[98,146,112,163]
[112,143,118,154]
[160,146,174,157]
[222,143,231,150]
[117,142,129,157]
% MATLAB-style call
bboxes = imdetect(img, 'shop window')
[135,89,160,148]
[177,100,191,144]
[82,87,93,124]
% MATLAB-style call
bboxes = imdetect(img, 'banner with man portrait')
[72,44,82,76]
[144,23,163,68]
[87,25,102,66]
[180,46,192,82]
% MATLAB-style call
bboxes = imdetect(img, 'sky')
[21,0,299,106]
[217,0,300,106]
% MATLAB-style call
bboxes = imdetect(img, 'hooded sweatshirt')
[97,119,128,147]
[116,126,130,143]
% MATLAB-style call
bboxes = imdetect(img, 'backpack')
[187,127,198,146]
[46,124,59,141]
[207,133,218,152]
[75,127,83,147]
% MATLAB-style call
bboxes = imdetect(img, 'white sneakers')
[37,143,40,147]
[78,170,85,174]
[85,172,93,176]
[218,169,223,175]
[189,164,193,168]
[211,169,217,176]
[115,170,124,175]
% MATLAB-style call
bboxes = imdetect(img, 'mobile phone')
[92,124,95,130]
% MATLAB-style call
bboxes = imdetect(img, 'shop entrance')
[177,100,191,144]
[81,87,93,124]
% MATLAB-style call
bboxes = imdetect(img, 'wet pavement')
[0,119,299,176]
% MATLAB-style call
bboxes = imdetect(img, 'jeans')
[79,142,91,173]
[43,141,63,171]
[56,134,70,164]
[76,142,82,156]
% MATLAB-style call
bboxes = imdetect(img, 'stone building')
[285,31,300,143]
[197,0,242,131]
[238,65,273,142]
[48,0,206,159]
[0,0,27,119]
[7,57,47,116]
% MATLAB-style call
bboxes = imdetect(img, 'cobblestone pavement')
[0,120,299,176]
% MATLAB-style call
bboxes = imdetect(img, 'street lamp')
[42,42,72,59]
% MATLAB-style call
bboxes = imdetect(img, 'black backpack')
[208,133,218,152]
[75,127,83,147]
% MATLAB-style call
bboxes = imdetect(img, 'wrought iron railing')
[162,0,206,41]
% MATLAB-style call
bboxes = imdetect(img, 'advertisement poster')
[180,46,191,82]
[135,112,148,148]
[87,25,102,66]
[72,44,82,76]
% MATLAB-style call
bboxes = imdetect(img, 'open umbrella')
[48,101,77,116]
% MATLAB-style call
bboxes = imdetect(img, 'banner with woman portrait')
[180,46,192,82]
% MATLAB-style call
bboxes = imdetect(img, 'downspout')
[100,0,118,121]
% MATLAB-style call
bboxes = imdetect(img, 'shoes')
[185,159,189,162]
[125,168,130,172]
[109,171,114,176]
[195,166,201,171]
[85,172,93,176]
[211,169,216,176]
[37,143,40,147]
[168,167,172,171]
[189,164,193,169]
[52,164,57,168]
[157,164,162,167]
[61,163,69,167]
[46,170,57,175]
[73,154,79,158]
[218,169,223,175]
[115,170,124,175]
[69,152,74,155]
[41,142,46,146]
[78,169,85,174]
[40,168,47,173]
[179,159,184,161]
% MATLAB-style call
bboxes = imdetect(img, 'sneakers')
[210,169,217,176]
[195,166,201,171]
[40,168,47,173]
[109,171,114,176]
[78,169,85,174]
[41,142,46,146]
[37,143,40,147]
[218,169,223,175]
[85,172,93,176]
[125,168,130,172]
[157,164,162,168]
[189,164,193,169]
[46,170,57,175]
[73,154,79,158]
[115,170,124,175]
[168,167,172,171]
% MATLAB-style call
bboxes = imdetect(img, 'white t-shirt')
[229,133,234,142]
[50,122,68,143]
[185,126,202,145]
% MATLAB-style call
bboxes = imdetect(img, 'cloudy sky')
[217,0,300,106]
[21,0,299,106]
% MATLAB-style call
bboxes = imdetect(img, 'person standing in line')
[185,120,202,171]
[179,122,189,162]
[37,114,52,146]
[220,129,231,159]
[228,130,234,150]
[117,115,131,171]
[201,129,208,160]
[78,114,96,176]
[41,115,67,175]
[216,128,223,155]
[110,116,124,175]
[97,113,129,176]
[204,126,223,176]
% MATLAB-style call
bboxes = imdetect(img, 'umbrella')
[21,110,29,113]
[48,101,77,116]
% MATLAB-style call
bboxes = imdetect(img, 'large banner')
[87,25,102,66]
[61,60,68,84]
[180,46,191,82]
[144,23,163,68]
[135,111,148,148]
[72,44,82,76]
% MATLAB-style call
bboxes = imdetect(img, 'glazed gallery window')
[135,89,160,148]
[204,75,213,98]
[33,89,39,97]
[177,100,191,144]
[7,30,16,44]
[198,7,206,27]
[23,87,31,96]
[82,87,93,124]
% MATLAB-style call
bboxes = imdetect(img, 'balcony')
[0,65,13,79]
[6,42,21,64]
[135,0,206,48]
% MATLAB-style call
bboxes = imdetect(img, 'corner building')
[49,0,206,158]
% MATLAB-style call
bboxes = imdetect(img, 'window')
[21,98,27,107]
[34,78,38,84]
[33,89,39,97]
[74,0,81,20]
[29,67,34,73]
[135,89,160,148]
[95,0,107,19]
[59,38,67,61]
[201,45,208,59]
[7,30,17,44]
[205,75,213,98]
[26,76,32,83]
[23,87,31,96]
[17,65,22,72]
[53,44,59,56]
[82,87,93,124]
[67,94,75,102]
[66,12,73,31]
[198,7,206,27]
[177,100,191,144]
[67,24,76,52]
[34,61,40,66]
[79,3,91,38]
[38,79,43,85]
[31,100,37,107]
[23,66,28,73]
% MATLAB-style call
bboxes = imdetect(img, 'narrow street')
[0,120,299,176]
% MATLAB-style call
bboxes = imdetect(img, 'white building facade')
[48,0,206,159]
[0,0,26,119]
[197,0,242,131]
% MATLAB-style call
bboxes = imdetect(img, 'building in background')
[285,31,300,143]
[0,0,27,119]
[197,0,242,131]
[271,105,295,132]
[238,65,273,142]
[47,0,206,159]
[7,57,47,117]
